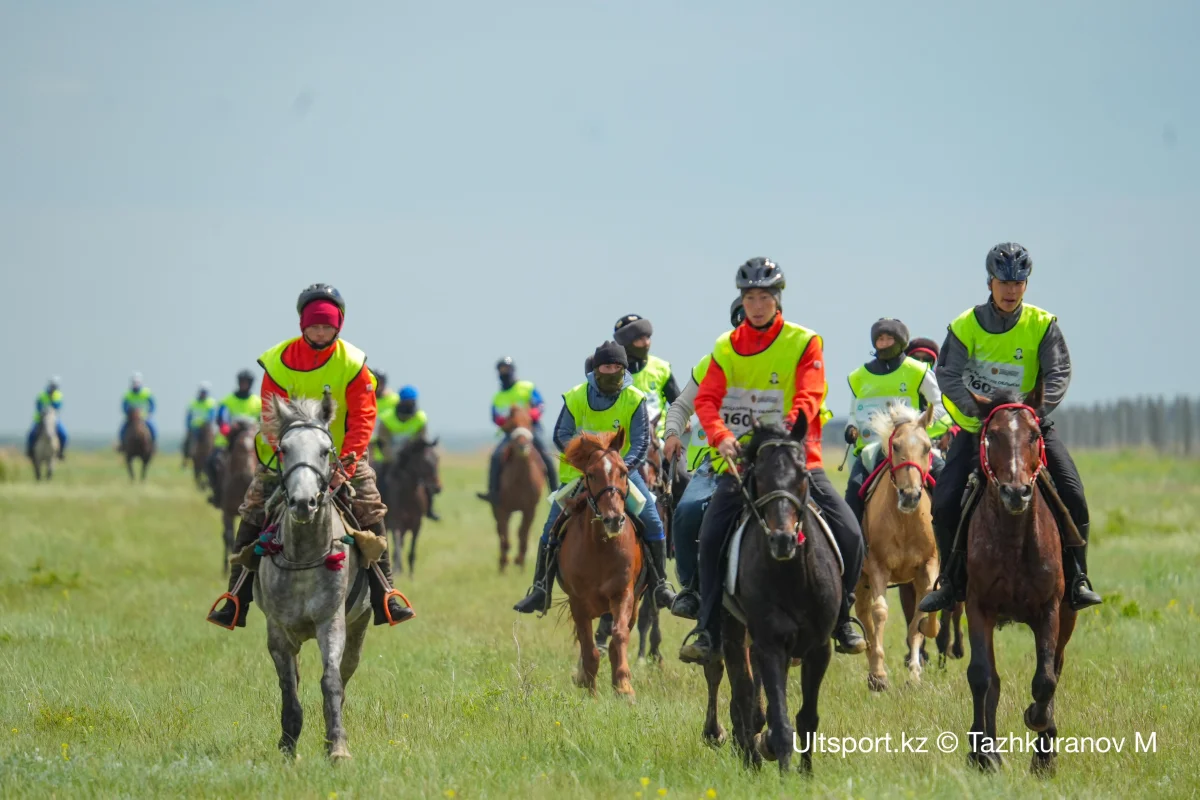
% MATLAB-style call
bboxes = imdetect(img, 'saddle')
[548,486,653,597]
[951,470,1085,554]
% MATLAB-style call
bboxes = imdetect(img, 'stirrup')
[206,593,240,630]
[382,588,416,626]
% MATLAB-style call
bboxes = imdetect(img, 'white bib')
[719,387,785,439]
[962,358,1025,398]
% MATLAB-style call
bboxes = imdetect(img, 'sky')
[3,1,1197,440]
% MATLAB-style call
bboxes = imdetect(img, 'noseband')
[583,456,630,519]
[887,425,935,488]
[979,403,1046,487]
[272,422,337,503]
[743,439,810,544]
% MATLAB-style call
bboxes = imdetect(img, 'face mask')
[499,372,515,389]
[626,345,650,363]
[595,369,626,395]
[398,400,416,416]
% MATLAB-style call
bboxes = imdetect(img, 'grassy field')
[1,448,1198,799]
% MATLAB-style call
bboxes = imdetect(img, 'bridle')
[737,439,810,545]
[887,424,935,488]
[271,421,339,506]
[583,451,629,519]
[979,403,1046,487]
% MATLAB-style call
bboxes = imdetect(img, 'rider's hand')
[844,426,859,445]
[663,434,683,463]
[717,437,740,467]
[330,472,347,491]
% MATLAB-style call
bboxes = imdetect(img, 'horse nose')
[768,531,797,560]
[602,514,626,535]
[898,488,922,509]
[998,483,1032,512]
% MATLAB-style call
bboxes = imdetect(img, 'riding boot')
[647,538,676,609]
[514,537,559,614]
[367,521,414,625]
[207,518,263,628]
[1065,523,1102,610]
[919,550,965,613]
[671,571,701,619]
[833,593,867,655]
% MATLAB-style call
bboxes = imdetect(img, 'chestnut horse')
[493,406,544,571]
[856,402,939,691]
[122,408,154,481]
[961,385,1076,774]
[556,428,643,697]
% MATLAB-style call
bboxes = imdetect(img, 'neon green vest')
[124,387,153,413]
[189,398,216,429]
[685,356,715,472]
[943,303,1056,433]
[630,355,672,438]
[34,390,62,420]
[926,412,954,442]
[558,382,646,484]
[255,338,368,465]
[492,381,536,420]
[709,322,823,473]
[377,390,399,419]
[847,357,928,452]
[383,409,427,442]
[214,393,262,447]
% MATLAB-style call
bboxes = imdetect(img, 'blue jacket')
[552,372,650,471]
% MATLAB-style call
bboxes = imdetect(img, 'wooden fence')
[1053,396,1197,455]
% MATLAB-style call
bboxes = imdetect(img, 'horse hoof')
[790,657,802,668]
[1024,704,1050,733]
[968,750,1002,772]
[703,726,727,747]
[867,673,889,692]
[329,747,352,762]
[753,732,777,762]
[1031,752,1057,777]
[951,642,965,659]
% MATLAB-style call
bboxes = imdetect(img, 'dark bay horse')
[705,419,841,773]
[493,406,544,572]
[122,408,154,481]
[556,428,643,697]
[961,386,1077,774]
[189,422,215,490]
[219,422,258,574]
[383,435,441,575]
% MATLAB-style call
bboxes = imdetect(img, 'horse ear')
[969,390,991,414]
[320,388,336,425]
[610,425,627,454]
[790,413,809,444]
[430,437,440,448]
[919,403,936,430]
[1025,379,1045,415]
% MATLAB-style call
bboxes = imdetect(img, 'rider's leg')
[205,449,223,506]
[478,440,506,502]
[146,419,158,445]
[670,464,717,618]
[1041,422,1101,609]
[56,421,67,458]
[678,474,741,664]
[117,422,127,451]
[207,516,266,628]
[366,520,415,625]
[25,425,37,458]
[182,429,192,459]
[531,424,559,491]
[629,469,675,609]
[843,455,869,525]
[514,503,562,613]
[810,468,867,654]
[920,431,978,612]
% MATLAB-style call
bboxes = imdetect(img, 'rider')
[183,382,216,461]
[120,373,157,448]
[613,314,680,439]
[663,298,746,619]
[381,385,441,522]
[513,341,676,614]
[371,371,400,462]
[207,284,413,629]
[27,377,67,460]
[206,369,263,506]
[477,357,558,503]
[678,258,867,663]
[905,337,955,474]
[841,319,947,522]
[919,243,1103,614]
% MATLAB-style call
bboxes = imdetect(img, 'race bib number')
[720,388,785,438]
[962,359,1024,397]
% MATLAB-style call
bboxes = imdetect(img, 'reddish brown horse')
[493,406,544,572]
[556,428,643,697]
[121,408,154,481]
[961,385,1077,774]
[383,434,441,575]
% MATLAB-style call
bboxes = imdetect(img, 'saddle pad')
[547,475,649,516]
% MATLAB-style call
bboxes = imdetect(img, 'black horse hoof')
[1031,751,1057,777]
[1024,703,1050,733]
[968,750,1002,771]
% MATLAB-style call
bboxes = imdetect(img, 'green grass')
[1,449,1197,799]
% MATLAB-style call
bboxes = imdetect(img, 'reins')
[733,438,811,544]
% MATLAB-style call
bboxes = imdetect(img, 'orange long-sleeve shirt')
[694,312,827,469]
[260,338,376,477]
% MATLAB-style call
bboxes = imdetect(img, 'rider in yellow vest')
[513,341,675,614]
[842,319,947,522]
[207,283,414,630]
[477,357,558,503]
[205,369,263,507]
[370,371,400,463]
[183,382,216,462]
[27,377,67,460]
[382,385,441,522]
[678,258,867,664]
[612,314,680,439]
[119,373,157,448]
[919,243,1102,613]
[905,337,955,476]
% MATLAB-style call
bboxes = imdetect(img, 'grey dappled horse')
[256,394,372,760]
[31,406,59,481]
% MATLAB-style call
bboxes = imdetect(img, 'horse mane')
[743,423,790,463]
[865,402,921,443]
[977,388,1026,418]
[263,395,332,442]
[562,430,617,472]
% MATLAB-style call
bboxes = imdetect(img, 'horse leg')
[340,611,370,692]
[702,659,727,746]
[608,590,635,698]
[595,613,612,653]
[569,598,600,695]
[496,511,511,573]
[794,640,832,773]
[720,617,759,767]
[408,522,419,575]
[898,583,928,667]
[141,456,149,482]
[315,617,351,760]
[636,593,651,663]
[1025,604,1062,774]
[516,509,533,569]
[965,601,1001,770]
[908,562,940,683]
[649,596,662,664]
[952,602,965,658]
[267,623,303,756]
[33,460,41,481]
[751,640,793,773]
[1032,607,1075,775]
[126,456,135,482]
[391,530,403,576]
[221,514,232,576]
[864,569,890,692]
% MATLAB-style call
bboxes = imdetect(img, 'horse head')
[565,427,630,538]
[506,426,534,460]
[266,392,336,524]
[505,406,533,435]
[867,402,934,514]
[745,417,811,561]
[396,435,441,487]
[972,382,1045,516]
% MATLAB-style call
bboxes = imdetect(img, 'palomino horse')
[255,393,372,760]
[189,422,215,490]
[30,406,59,481]
[383,435,441,575]
[704,419,841,773]
[219,421,258,574]
[493,406,544,572]
[556,428,644,697]
[855,403,940,691]
[122,408,154,481]
[961,385,1077,774]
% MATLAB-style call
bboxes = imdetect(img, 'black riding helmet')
[736,257,786,291]
[986,243,1033,282]
[374,370,389,388]
[236,369,254,384]
[296,283,345,315]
